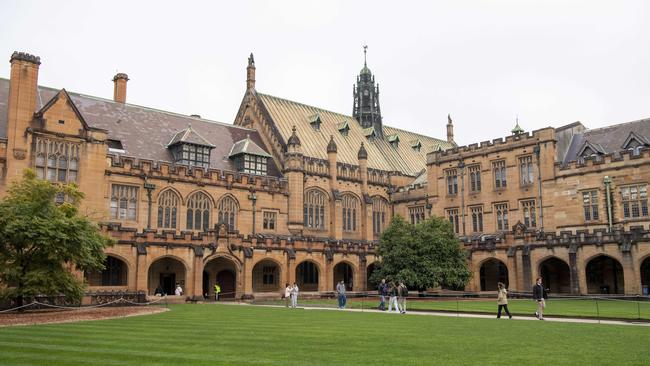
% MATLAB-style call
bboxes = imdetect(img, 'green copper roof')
[360,65,372,75]
[511,121,524,135]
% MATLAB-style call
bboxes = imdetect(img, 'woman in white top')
[284,283,292,307]
[174,284,183,296]
[290,282,299,308]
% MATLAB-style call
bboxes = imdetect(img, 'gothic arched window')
[186,192,211,231]
[157,190,180,229]
[372,196,389,235]
[217,196,238,231]
[304,189,327,230]
[342,193,359,232]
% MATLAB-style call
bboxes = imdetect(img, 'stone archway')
[586,255,624,294]
[480,259,508,291]
[333,262,354,291]
[252,259,281,292]
[204,256,238,299]
[539,257,571,294]
[641,257,650,295]
[366,262,378,291]
[148,257,186,296]
[86,255,128,287]
[295,261,319,292]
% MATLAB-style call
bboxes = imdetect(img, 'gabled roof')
[228,135,272,158]
[167,124,215,148]
[577,140,606,157]
[387,134,400,143]
[34,88,106,132]
[0,78,281,176]
[255,92,454,175]
[562,118,650,163]
[621,131,650,149]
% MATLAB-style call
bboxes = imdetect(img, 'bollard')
[637,295,641,320]
[594,298,600,324]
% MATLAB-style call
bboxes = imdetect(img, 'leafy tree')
[371,215,471,290]
[0,170,113,306]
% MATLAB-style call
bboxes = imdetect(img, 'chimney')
[113,73,129,103]
[7,51,41,174]
[246,53,256,90]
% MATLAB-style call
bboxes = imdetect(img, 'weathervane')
[363,45,368,66]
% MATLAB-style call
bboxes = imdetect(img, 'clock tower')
[353,46,383,138]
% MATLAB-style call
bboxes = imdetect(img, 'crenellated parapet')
[427,127,555,165]
[106,154,288,194]
[555,146,650,175]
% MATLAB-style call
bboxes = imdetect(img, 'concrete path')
[224,302,650,327]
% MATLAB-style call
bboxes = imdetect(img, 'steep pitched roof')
[167,124,215,148]
[0,78,281,176]
[562,118,650,163]
[256,93,454,175]
[228,135,271,158]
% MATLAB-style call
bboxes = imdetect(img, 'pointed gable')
[578,141,605,158]
[34,88,106,135]
[167,124,215,148]
[228,135,271,158]
[621,131,649,150]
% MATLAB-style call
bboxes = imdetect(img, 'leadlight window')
[446,208,460,234]
[582,190,600,221]
[519,156,534,185]
[172,144,211,168]
[342,194,359,232]
[495,203,509,231]
[469,165,481,192]
[621,185,648,219]
[110,185,138,221]
[262,266,276,285]
[34,137,79,183]
[372,196,388,235]
[471,206,483,232]
[409,206,425,225]
[217,196,238,231]
[522,200,537,228]
[186,192,211,231]
[492,160,506,189]
[263,211,277,230]
[157,190,180,229]
[446,169,458,195]
[304,189,327,230]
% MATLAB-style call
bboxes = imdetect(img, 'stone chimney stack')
[7,51,41,175]
[112,73,129,103]
[246,53,256,90]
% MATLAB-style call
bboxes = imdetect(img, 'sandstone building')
[1,50,649,299]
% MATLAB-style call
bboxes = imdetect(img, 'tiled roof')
[167,124,215,148]
[256,93,453,176]
[228,135,271,158]
[0,78,281,176]
[562,118,650,163]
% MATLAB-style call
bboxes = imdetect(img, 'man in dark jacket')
[532,277,548,320]
[378,279,388,311]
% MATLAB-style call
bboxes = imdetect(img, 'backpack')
[401,286,408,297]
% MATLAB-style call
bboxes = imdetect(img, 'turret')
[447,114,454,143]
[285,126,304,234]
[246,53,256,90]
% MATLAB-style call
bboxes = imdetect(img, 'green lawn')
[0,304,649,365]
[255,297,650,320]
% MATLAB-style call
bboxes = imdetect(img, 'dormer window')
[387,134,400,148]
[229,134,272,176]
[622,132,649,156]
[338,121,350,136]
[309,113,321,131]
[578,141,605,159]
[167,124,215,169]
[363,126,377,142]
[410,139,422,152]
[107,139,125,154]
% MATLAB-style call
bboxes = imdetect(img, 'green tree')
[371,215,471,290]
[0,170,113,307]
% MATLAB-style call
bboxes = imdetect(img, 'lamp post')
[144,180,156,230]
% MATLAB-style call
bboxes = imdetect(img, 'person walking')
[378,279,388,311]
[532,277,548,320]
[174,283,183,296]
[388,282,400,313]
[397,281,408,314]
[496,282,512,319]
[214,283,221,301]
[290,282,299,308]
[284,283,292,308]
[336,280,347,309]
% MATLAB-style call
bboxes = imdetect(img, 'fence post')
[594,297,600,324]
[456,296,459,317]
[637,295,641,320]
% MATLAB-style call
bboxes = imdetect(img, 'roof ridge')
[584,118,650,134]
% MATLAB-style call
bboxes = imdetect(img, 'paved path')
[224,302,650,327]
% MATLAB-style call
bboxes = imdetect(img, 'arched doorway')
[480,259,508,291]
[148,257,186,296]
[86,256,128,286]
[296,261,319,292]
[539,257,571,294]
[366,262,378,291]
[252,260,281,292]
[204,256,238,300]
[586,255,624,294]
[333,262,354,291]
[641,257,650,295]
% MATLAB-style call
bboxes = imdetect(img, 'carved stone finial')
[358,142,368,160]
[248,53,255,66]
[287,125,301,147]
[327,135,337,153]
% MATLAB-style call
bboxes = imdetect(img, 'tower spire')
[363,45,367,67]
[353,45,383,138]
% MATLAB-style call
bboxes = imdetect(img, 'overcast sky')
[1,0,649,146]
